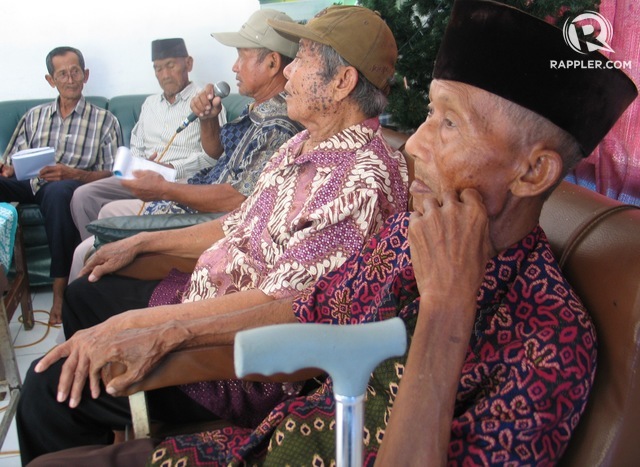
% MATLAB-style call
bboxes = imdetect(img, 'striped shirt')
[129,82,227,179]
[2,96,122,192]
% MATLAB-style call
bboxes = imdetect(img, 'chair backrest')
[540,181,640,466]
[222,94,253,122]
[0,96,108,154]
[106,94,148,147]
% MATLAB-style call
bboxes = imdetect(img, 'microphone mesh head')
[214,81,231,98]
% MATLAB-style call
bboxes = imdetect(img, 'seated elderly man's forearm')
[133,218,225,259]
[163,182,246,213]
[117,288,283,337]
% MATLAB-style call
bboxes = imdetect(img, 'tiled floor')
[1,286,58,467]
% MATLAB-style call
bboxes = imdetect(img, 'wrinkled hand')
[39,163,75,181]
[35,319,123,407]
[409,189,494,301]
[100,323,187,396]
[35,318,184,406]
[121,170,167,200]
[190,84,223,120]
[79,236,140,281]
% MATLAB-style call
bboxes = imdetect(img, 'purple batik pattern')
[149,213,596,466]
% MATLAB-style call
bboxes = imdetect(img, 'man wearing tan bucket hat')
[20,5,410,465]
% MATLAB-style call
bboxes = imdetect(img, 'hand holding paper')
[113,147,176,182]
[11,147,56,180]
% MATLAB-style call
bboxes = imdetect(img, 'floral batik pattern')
[182,117,408,303]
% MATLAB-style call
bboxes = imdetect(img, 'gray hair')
[46,46,85,75]
[498,98,583,195]
[316,43,388,118]
[255,48,293,71]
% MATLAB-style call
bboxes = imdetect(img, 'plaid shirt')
[2,96,122,192]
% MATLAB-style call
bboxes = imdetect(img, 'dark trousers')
[62,274,160,338]
[27,439,156,467]
[0,177,82,277]
[16,275,216,465]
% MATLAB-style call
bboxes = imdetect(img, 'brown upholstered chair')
[540,182,640,466]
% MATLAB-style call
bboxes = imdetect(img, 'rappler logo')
[562,11,614,55]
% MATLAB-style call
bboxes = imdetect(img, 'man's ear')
[45,74,56,88]
[185,57,194,73]
[510,145,563,197]
[265,52,282,78]
[333,65,358,102]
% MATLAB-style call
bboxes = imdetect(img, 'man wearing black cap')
[21,1,637,465]
[70,38,221,243]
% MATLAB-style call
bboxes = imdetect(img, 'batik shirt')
[149,213,597,466]
[142,94,303,215]
[2,97,121,193]
[182,117,409,303]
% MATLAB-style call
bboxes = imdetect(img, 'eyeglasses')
[52,67,85,82]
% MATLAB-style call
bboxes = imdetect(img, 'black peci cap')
[433,0,638,156]
[151,38,188,61]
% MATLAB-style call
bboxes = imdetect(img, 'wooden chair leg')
[3,223,34,330]
[0,269,23,447]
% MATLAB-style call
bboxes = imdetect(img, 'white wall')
[0,0,261,101]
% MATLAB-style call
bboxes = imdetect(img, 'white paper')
[112,146,176,182]
[11,147,56,180]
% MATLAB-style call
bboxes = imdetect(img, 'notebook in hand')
[11,147,56,180]
[113,147,176,182]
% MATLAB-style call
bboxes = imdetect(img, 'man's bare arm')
[122,173,246,213]
[35,289,296,406]
[80,217,225,280]
[39,165,111,183]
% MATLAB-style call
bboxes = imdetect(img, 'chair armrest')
[114,253,197,281]
[102,345,322,397]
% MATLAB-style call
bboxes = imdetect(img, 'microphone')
[176,81,230,133]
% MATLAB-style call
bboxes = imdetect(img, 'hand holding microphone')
[176,81,230,133]
[154,81,230,169]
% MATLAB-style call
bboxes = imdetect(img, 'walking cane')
[234,318,407,467]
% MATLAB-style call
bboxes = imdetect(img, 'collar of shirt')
[284,116,381,167]
[248,93,288,125]
[50,95,87,120]
[160,81,197,105]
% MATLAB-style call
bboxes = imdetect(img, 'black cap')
[151,38,188,61]
[434,0,638,156]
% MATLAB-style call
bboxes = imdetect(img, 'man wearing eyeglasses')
[0,46,122,325]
